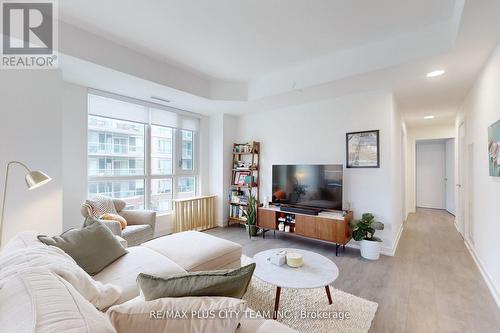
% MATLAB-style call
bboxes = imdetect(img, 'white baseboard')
[346,223,404,257]
[464,239,500,310]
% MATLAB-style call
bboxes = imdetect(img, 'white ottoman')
[141,231,242,272]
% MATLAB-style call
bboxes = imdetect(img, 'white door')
[416,140,446,209]
[456,122,466,236]
[445,138,455,215]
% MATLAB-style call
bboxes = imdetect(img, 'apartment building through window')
[87,93,199,212]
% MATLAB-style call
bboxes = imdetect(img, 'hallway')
[206,209,500,332]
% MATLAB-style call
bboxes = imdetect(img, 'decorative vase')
[278,222,285,231]
[360,239,382,260]
[284,225,290,233]
[263,196,269,208]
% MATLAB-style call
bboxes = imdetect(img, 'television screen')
[272,164,343,211]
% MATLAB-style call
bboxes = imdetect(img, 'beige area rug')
[242,256,378,333]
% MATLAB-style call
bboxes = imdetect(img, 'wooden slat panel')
[174,196,216,232]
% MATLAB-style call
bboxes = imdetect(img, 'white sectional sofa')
[0,230,297,333]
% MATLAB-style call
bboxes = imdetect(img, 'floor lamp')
[0,161,51,248]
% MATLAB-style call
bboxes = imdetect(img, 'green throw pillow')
[137,263,256,301]
[38,219,128,275]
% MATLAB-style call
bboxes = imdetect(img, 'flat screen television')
[272,164,343,211]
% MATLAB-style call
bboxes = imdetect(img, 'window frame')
[87,113,199,213]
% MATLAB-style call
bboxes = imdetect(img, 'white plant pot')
[360,239,382,260]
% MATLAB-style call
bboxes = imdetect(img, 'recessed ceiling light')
[151,96,172,103]
[426,70,445,78]
[424,115,435,119]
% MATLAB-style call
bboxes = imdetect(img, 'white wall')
[405,124,455,215]
[390,97,404,243]
[458,41,500,307]
[208,114,224,226]
[0,71,63,245]
[62,83,88,231]
[208,113,237,227]
[234,90,403,253]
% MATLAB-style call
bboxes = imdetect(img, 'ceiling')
[59,0,500,127]
[60,0,457,82]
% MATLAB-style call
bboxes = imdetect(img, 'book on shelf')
[229,204,246,220]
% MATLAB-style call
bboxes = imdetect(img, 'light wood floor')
[205,208,500,332]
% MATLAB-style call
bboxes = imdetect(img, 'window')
[181,130,193,170]
[151,125,173,175]
[87,94,199,212]
[177,176,196,199]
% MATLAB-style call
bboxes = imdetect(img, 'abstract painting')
[346,130,380,168]
[488,119,500,177]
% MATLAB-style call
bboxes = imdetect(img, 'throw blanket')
[0,245,121,310]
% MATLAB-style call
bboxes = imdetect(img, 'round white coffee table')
[252,248,339,319]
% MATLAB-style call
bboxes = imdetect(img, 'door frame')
[445,138,456,215]
[456,121,466,237]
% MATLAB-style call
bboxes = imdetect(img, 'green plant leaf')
[350,213,384,243]
[361,213,374,221]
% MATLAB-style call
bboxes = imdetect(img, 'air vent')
[150,96,172,103]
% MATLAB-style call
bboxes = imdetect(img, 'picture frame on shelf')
[234,171,250,185]
[237,172,250,185]
[346,130,380,168]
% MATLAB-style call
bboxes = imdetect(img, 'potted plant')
[350,213,384,260]
[243,195,258,238]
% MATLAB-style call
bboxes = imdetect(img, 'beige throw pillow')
[137,263,256,301]
[107,296,246,333]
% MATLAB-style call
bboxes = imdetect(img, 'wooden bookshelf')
[228,142,260,225]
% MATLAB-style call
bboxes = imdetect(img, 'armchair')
[81,198,156,247]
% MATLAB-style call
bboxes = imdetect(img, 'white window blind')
[88,94,199,131]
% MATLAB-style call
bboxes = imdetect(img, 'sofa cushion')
[0,244,122,310]
[93,246,186,304]
[0,268,116,333]
[141,231,242,271]
[122,224,153,246]
[137,263,256,301]
[38,220,128,275]
[107,295,246,333]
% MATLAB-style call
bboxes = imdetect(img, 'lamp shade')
[25,171,52,190]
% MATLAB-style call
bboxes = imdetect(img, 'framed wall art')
[488,119,500,177]
[346,130,380,168]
